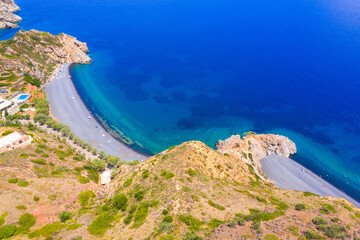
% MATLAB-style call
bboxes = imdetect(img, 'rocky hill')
[0,30,91,85]
[0,0,21,29]
[1,124,359,240]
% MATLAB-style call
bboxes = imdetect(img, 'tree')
[107,157,119,167]
[59,211,72,222]
[113,194,128,211]
[18,213,36,229]
[89,159,105,172]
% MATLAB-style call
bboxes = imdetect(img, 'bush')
[18,213,36,229]
[183,231,203,240]
[0,225,18,239]
[331,217,339,223]
[208,218,225,229]
[316,224,347,238]
[78,190,96,206]
[28,222,66,239]
[208,200,225,210]
[16,205,27,210]
[33,196,40,202]
[134,190,145,202]
[87,213,114,236]
[48,195,57,201]
[59,211,72,222]
[320,204,336,214]
[295,203,306,211]
[304,229,323,239]
[312,216,327,225]
[123,214,133,225]
[142,170,150,179]
[187,168,196,177]
[123,178,132,187]
[264,234,279,240]
[2,130,13,136]
[18,180,29,187]
[7,178,18,184]
[77,176,90,184]
[113,194,128,211]
[162,209,169,215]
[31,159,47,165]
[178,215,204,231]
[163,216,173,223]
[132,202,149,228]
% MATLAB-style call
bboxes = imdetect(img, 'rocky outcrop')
[216,133,296,177]
[0,30,91,83]
[0,0,21,29]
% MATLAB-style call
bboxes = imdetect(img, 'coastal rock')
[0,0,21,29]
[0,29,92,83]
[216,133,296,176]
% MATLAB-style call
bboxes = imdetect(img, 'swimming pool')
[17,94,29,101]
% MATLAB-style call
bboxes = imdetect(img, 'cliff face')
[216,134,296,177]
[0,0,21,29]
[0,30,91,83]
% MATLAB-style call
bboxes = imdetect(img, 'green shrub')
[150,200,159,208]
[162,209,169,215]
[113,194,128,211]
[160,170,175,179]
[28,222,66,239]
[17,180,29,187]
[2,130,13,136]
[59,211,72,222]
[16,205,27,210]
[208,200,225,210]
[77,176,90,184]
[320,204,336,214]
[0,216,4,227]
[208,218,225,229]
[331,217,339,222]
[48,195,57,201]
[304,191,319,197]
[78,190,95,206]
[33,196,40,202]
[178,215,204,231]
[123,214,133,225]
[7,178,18,184]
[87,213,114,236]
[264,234,279,240]
[132,201,149,228]
[183,231,203,240]
[31,159,47,165]
[35,148,44,154]
[0,225,18,239]
[123,178,132,187]
[187,168,196,177]
[66,223,82,230]
[163,216,173,223]
[295,203,306,211]
[316,224,347,238]
[256,196,267,203]
[312,216,327,225]
[288,226,299,236]
[134,190,145,202]
[304,229,323,239]
[142,170,150,179]
[19,154,29,158]
[129,205,137,214]
[18,213,36,229]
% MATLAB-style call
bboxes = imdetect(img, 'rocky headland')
[216,133,296,177]
[0,30,91,84]
[0,0,21,29]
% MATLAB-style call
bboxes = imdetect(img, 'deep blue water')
[1,0,360,201]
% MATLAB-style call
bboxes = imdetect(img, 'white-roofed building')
[0,131,32,153]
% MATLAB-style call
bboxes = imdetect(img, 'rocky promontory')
[216,133,297,175]
[0,29,91,83]
[0,0,22,29]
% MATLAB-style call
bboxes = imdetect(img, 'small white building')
[0,131,33,153]
[100,169,112,185]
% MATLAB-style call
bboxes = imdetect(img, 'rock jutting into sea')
[0,0,22,29]
[0,29,92,83]
[216,133,297,175]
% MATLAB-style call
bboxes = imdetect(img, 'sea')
[1,0,360,201]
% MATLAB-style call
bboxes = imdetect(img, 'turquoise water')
[1,0,360,201]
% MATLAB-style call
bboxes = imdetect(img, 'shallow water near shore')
[1,0,360,202]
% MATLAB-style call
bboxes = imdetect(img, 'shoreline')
[261,155,360,208]
[44,63,149,161]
